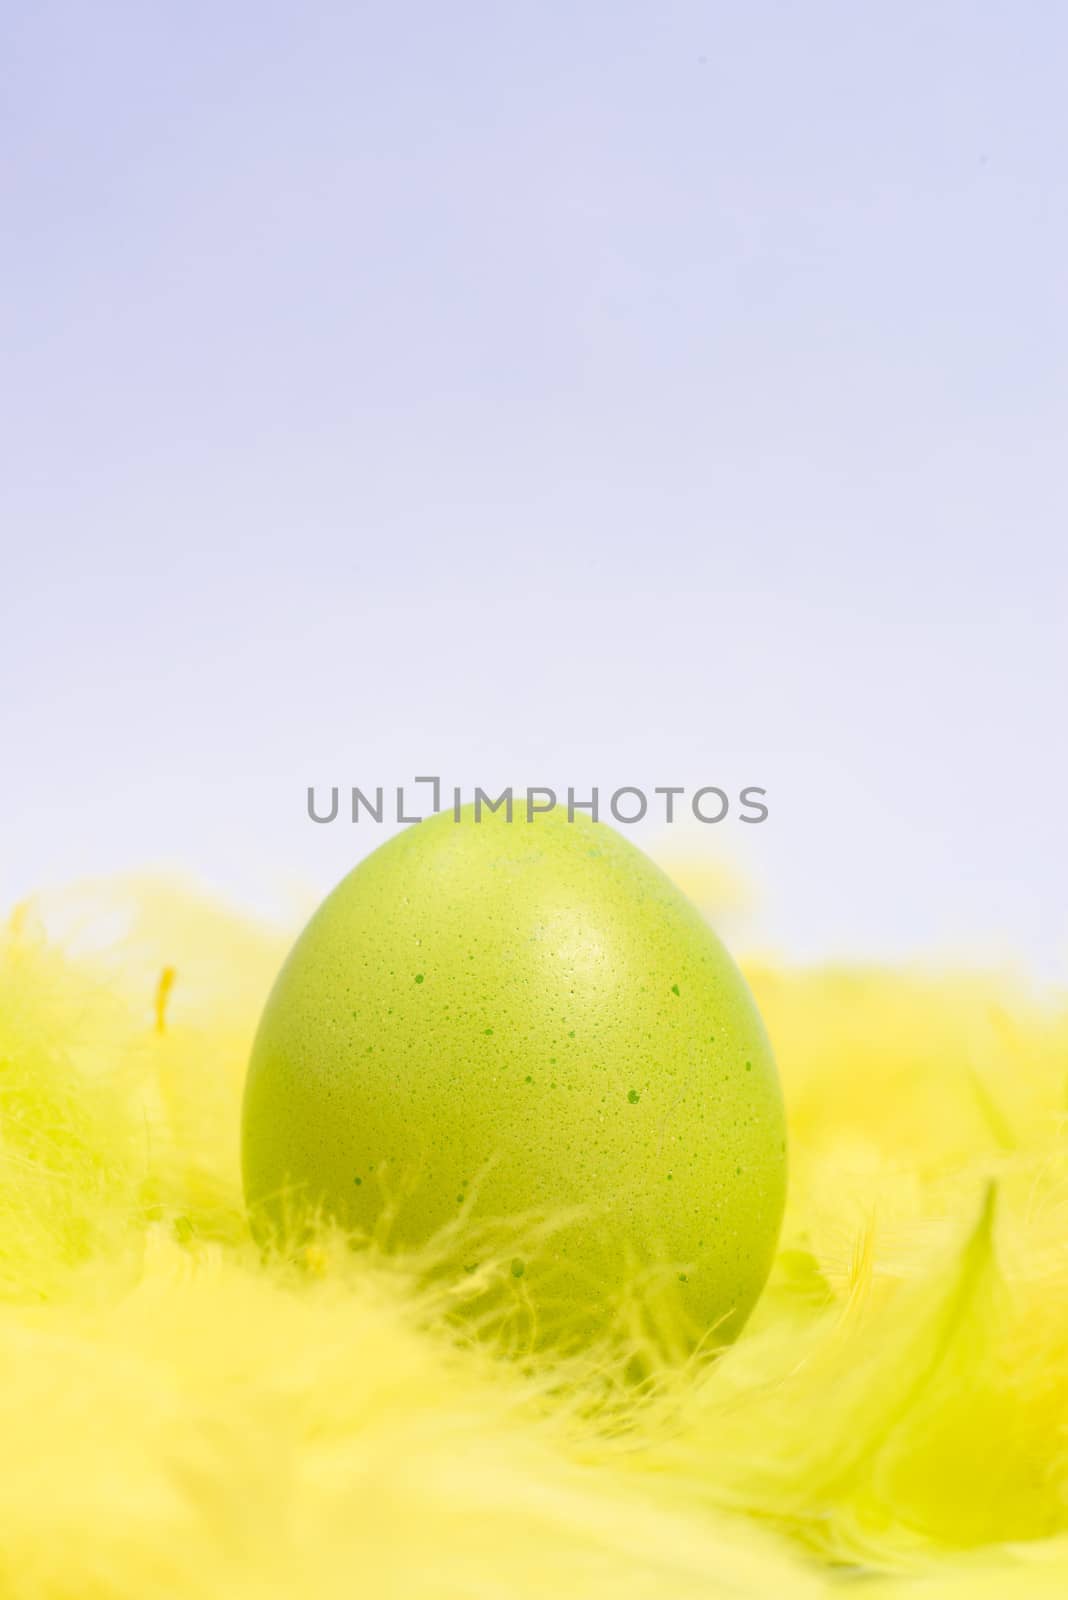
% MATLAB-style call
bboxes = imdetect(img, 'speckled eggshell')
[242,806,787,1350]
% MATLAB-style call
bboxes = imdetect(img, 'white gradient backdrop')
[2,3,1066,972]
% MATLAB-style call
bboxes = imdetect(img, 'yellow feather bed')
[1,878,1065,1599]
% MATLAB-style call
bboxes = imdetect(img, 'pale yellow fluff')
[1,878,1065,1598]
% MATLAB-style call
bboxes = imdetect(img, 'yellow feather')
[1,880,1065,1596]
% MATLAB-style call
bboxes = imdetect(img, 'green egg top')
[242,806,787,1352]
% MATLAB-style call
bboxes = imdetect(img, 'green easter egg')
[242,807,786,1353]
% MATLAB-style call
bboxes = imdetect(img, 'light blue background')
[3,4,1065,971]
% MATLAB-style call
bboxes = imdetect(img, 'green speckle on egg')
[241,806,787,1354]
